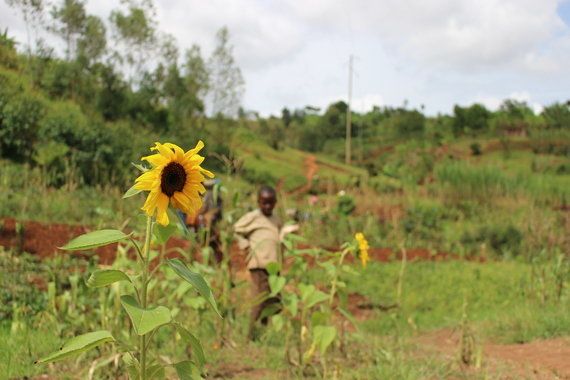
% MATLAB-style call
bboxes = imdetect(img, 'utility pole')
[345,54,353,165]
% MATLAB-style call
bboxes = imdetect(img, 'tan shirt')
[234,209,282,269]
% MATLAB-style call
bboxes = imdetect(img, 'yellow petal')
[164,143,185,161]
[183,140,205,160]
[155,193,170,226]
[141,189,160,216]
[141,153,168,167]
[200,168,214,178]
[151,142,175,160]
[135,170,159,190]
[172,191,193,214]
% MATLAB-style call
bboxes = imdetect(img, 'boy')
[234,185,282,339]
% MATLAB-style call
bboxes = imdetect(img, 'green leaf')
[123,185,143,199]
[60,230,130,251]
[174,360,202,380]
[271,315,284,332]
[120,295,171,336]
[283,293,298,316]
[154,223,178,244]
[305,290,329,309]
[36,330,115,364]
[265,262,281,276]
[311,311,330,327]
[313,325,337,355]
[87,270,132,288]
[174,323,206,369]
[338,307,359,330]
[132,162,148,172]
[268,275,285,296]
[299,283,315,302]
[146,364,165,379]
[123,354,139,379]
[166,259,221,317]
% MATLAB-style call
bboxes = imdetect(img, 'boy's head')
[257,185,277,217]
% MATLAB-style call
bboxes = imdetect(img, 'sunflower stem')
[329,248,349,306]
[140,216,153,380]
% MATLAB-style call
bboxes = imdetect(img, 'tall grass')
[435,160,569,205]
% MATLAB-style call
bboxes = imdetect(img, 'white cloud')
[286,0,567,72]
[1,0,569,116]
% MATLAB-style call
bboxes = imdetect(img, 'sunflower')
[355,232,370,268]
[134,141,214,226]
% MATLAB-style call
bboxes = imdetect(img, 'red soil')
[417,328,570,379]
[0,217,192,265]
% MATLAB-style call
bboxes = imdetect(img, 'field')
[1,131,569,380]
[0,12,569,378]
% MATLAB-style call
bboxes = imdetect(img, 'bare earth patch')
[416,328,570,379]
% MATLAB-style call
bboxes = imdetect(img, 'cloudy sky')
[2,0,570,116]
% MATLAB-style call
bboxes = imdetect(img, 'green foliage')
[36,330,115,364]
[60,229,130,251]
[461,224,523,257]
[336,193,356,216]
[542,102,570,130]
[0,68,45,160]
[120,295,172,335]
[0,250,47,319]
[453,103,490,135]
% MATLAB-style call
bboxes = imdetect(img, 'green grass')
[345,260,570,343]
[0,323,60,379]
[233,128,367,192]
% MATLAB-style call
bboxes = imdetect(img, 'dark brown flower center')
[161,162,186,197]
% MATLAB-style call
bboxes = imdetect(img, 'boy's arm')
[233,212,254,250]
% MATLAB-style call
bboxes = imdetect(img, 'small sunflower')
[355,232,370,268]
[134,141,214,226]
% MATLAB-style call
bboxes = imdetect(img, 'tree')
[207,26,245,118]
[453,103,490,135]
[77,15,106,66]
[50,0,87,60]
[182,44,209,115]
[5,0,45,55]
[542,102,570,129]
[110,0,157,82]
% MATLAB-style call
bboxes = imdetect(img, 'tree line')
[1,0,569,188]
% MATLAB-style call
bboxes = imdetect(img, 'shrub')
[461,224,523,257]
[470,142,482,156]
[0,69,47,161]
[336,193,356,216]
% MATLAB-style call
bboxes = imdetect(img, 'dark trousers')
[249,268,281,338]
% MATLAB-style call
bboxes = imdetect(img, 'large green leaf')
[174,323,206,368]
[313,325,337,355]
[305,290,329,309]
[146,364,165,379]
[166,259,221,317]
[60,230,130,251]
[87,270,132,288]
[268,275,285,296]
[120,295,171,336]
[154,223,178,244]
[36,330,115,364]
[122,185,143,199]
[173,360,202,380]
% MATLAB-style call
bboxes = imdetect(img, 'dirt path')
[417,328,570,379]
[288,154,319,196]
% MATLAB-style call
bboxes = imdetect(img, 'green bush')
[461,224,523,257]
[336,193,356,216]
[0,69,46,160]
